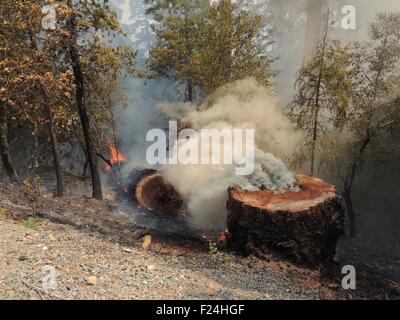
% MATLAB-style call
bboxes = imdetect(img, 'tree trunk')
[342,189,356,238]
[310,106,319,176]
[226,174,345,266]
[67,0,103,200]
[0,103,19,184]
[310,9,330,176]
[43,100,64,197]
[187,81,193,102]
[342,134,371,238]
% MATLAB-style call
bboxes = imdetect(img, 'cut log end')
[134,171,183,217]
[226,174,345,266]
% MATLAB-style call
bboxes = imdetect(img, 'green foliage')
[145,0,209,101]
[291,42,353,130]
[208,240,220,256]
[290,11,400,180]
[208,240,228,265]
[197,0,276,94]
[289,11,400,234]
[22,217,43,230]
[336,12,400,189]
[93,227,108,237]
[146,0,275,100]
[289,40,353,173]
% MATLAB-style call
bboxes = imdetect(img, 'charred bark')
[0,103,19,184]
[67,0,102,200]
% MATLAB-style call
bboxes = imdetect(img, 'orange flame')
[105,140,127,172]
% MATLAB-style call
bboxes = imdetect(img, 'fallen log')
[226,174,345,266]
[134,171,184,217]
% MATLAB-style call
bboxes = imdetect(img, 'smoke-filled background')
[109,0,400,245]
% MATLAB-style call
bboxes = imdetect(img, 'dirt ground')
[0,181,398,300]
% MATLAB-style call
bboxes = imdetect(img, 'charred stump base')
[226,175,345,266]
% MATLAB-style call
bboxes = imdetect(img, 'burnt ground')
[0,179,399,300]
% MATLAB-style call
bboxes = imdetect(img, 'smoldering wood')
[134,170,184,217]
[226,174,345,266]
[112,168,344,266]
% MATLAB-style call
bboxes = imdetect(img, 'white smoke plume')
[158,78,304,230]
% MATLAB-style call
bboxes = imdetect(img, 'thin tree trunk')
[81,159,88,180]
[310,107,319,176]
[0,103,19,184]
[43,97,64,197]
[187,80,193,102]
[310,9,330,176]
[342,189,356,238]
[342,134,370,238]
[67,0,102,200]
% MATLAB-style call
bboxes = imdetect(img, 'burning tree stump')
[134,170,183,217]
[226,174,345,266]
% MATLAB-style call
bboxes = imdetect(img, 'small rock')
[85,276,98,286]
[147,265,155,271]
[141,235,152,251]
[122,247,133,253]
[18,255,28,261]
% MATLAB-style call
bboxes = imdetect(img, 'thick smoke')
[158,78,303,229]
